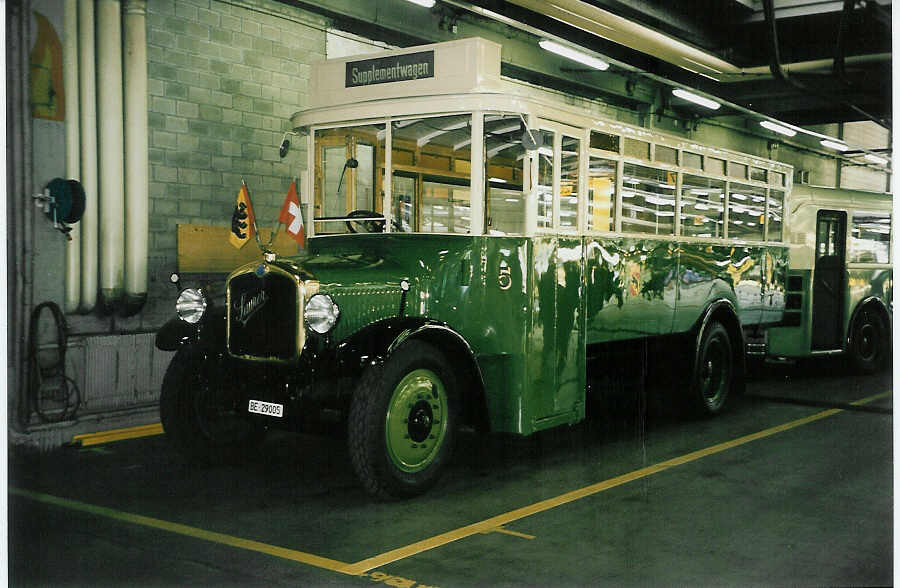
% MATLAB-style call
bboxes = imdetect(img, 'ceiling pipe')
[503,0,740,78]
[760,0,888,129]
[500,0,891,96]
[443,0,889,165]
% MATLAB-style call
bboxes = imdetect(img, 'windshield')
[313,113,534,236]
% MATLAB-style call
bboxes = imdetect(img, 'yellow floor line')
[17,391,891,580]
[72,423,164,446]
[343,390,891,575]
[481,526,536,540]
[9,487,356,575]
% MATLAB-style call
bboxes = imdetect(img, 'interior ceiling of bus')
[284,0,891,154]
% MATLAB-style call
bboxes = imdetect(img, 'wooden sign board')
[176,224,299,274]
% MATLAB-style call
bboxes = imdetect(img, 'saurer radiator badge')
[234,290,267,326]
[346,51,434,88]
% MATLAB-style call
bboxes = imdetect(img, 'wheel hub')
[385,369,449,473]
[408,400,434,442]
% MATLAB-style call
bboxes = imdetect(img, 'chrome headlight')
[305,294,339,334]
[176,288,207,324]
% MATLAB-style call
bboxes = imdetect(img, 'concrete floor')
[9,357,893,587]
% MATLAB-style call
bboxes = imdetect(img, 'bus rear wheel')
[849,307,888,374]
[687,321,733,416]
[348,341,459,499]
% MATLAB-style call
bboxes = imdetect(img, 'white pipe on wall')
[78,0,99,313]
[123,0,149,314]
[63,0,81,314]
[96,0,126,312]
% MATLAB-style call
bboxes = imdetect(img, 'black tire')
[348,341,459,499]
[848,307,889,374]
[160,349,266,464]
[687,321,733,416]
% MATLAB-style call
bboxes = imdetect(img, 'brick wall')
[139,0,326,327]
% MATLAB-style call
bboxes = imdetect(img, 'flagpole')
[243,179,267,253]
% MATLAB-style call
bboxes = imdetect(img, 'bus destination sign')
[345,51,434,88]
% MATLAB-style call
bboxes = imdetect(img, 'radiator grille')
[227,268,302,361]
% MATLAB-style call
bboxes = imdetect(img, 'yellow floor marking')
[72,423,164,446]
[9,487,356,575]
[343,391,891,575]
[480,526,536,540]
[15,391,891,580]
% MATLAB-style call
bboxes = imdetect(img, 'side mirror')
[279,138,290,158]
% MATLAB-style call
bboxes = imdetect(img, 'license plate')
[248,399,283,418]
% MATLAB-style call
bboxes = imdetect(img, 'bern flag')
[229,182,255,249]
[278,180,305,247]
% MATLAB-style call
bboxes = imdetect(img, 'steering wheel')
[345,209,386,233]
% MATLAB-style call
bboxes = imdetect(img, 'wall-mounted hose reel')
[33,177,85,238]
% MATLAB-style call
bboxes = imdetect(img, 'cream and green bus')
[158,38,867,498]
[768,186,892,372]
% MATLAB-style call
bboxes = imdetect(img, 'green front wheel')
[348,341,459,499]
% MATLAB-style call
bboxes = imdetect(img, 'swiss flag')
[278,180,305,247]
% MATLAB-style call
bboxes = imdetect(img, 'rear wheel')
[849,307,888,374]
[348,341,459,499]
[160,349,266,463]
[687,321,733,416]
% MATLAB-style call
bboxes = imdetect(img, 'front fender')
[155,308,226,351]
[155,319,199,351]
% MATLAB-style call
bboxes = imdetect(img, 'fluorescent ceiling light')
[865,153,889,165]
[671,88,720,110]
[820,139,849,151]
[538,39,609,71]
[402,0,435,7]
[759,120,797,137]
[490,177,508,183]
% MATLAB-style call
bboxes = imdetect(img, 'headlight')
[176,288,207,324]
[305,294,339,334]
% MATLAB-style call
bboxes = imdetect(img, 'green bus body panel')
[768,267,892,357]
[289,234,787,435]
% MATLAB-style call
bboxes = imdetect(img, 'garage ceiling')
[492,0,892,128]
[284,0,891,160]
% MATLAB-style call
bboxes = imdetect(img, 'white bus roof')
[790,185,893,212]
[292,37,791,178]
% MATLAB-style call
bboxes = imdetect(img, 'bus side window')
[587,157,616,232]
[767,190,784,242]
[621,163,675,235]
[560,135,580,229]
[849,212,891,263]
[390,114,473,233]
[680,175,725,238]
[536,130,555,229]
[727,183,765,241]
[484,115,527,235]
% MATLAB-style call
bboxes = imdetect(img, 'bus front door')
[811,210,846,350]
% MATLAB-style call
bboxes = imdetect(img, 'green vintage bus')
[767,185,892,372]
[158,38,799,498]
